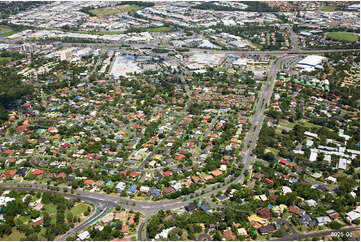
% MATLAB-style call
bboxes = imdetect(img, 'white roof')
[338,158,347,170]
[155,227,175,240]
[310,151,318,162]
[346,211,360,221]
[304,131,318,138]
[115,182,126,189]
[297,55,327,67]
[77,231,90,240]
[306,199,317,207]
[140,186,150,192]
[282,186,292,194]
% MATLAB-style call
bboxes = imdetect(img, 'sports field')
[90,5,144,17]
[326,32,359,42]
[321,5,338,11]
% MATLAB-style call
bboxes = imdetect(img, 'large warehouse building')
[296,55,327,72]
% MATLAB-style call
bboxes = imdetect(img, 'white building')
[338,158,347,170]
[140,186,150,193]
[296,55,327,72]
[346,211,360,223]
[155,227,175,240]
[282,186,292,195]
[304,131,318,138]
[77,231,90,241]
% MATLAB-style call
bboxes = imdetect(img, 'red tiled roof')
[84,179,95,185]
[119,171,127,176]
[129,172,140,177]
[163,171,172,176]
[32,170,45,175]
[211,169,223,177]
[264,178,274,185]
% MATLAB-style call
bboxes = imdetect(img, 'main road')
[54,42,358,55]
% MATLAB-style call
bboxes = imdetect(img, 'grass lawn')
[297,120,333,133]
[146,26,174,33]
[70,203,90,217]
[321,5,338,11]
[50,215,56,225]
[44,203,57,214]
[279,121,295,129]
[0,57,11,62]
[326,32,359,42]
[159,41,170,46]
[0,228,25,241]
[90,5,144,17]
[0,30,21,37]
[0,25,12,32]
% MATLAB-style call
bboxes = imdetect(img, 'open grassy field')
[147,26,174,33]
[0,30,20,37]
[70,203,90,217]
[321,5,338,11]
[0,57,12,62]
[43,203,57,214]
[90,5,144,17]
[0,25,12,31]
[279,121,295,129]
[326,32,359,42]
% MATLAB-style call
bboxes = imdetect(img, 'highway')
[54,42,359,55]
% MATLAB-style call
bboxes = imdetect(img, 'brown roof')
[289,205,303,216]
[269,193,279,201]
[56,172,66,179]
[332,173,341,178]
[32,218,43,227]
[257,207,270,219]
[95,181,105,187]
[329,212,340,220]
[3,170,16,178]
[252,173,264,180]
[223,230,236,240]
[163,187,175,194]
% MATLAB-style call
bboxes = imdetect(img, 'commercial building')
[296,55,327,72]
